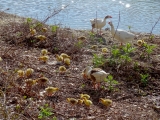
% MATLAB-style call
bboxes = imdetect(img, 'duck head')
[84,66,92,72]
[105,15,112,19]
[108,21,113,26]
[83,66,92,77]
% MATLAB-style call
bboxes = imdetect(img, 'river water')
[0,0,160,34]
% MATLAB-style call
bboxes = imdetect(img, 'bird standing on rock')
[108,21,137,46]
[90,15,112,35]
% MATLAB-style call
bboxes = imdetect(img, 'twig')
[3,62,9,120]
[42,4,70,24]
[16,101,34,120]
[110,11,121,56]
[96,11,98,35]
[113,11,120,41]
[149,16,160,39]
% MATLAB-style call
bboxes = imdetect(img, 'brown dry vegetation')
[0,11,160,120]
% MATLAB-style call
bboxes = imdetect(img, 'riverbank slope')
[0,12,160,119]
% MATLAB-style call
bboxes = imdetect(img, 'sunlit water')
[0,0,160,34]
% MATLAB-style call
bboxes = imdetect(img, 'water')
[0,0,160,34]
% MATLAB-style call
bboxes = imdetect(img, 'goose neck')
[110,25,115,33]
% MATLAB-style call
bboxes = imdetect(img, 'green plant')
[143,43,156,59]
[149,34,155,40]
[38,104,53,119]
[133,61,139,71]
[80,84,85,88]
[97,38,103,43]
[52,116,57,120]
[122,43,135,54]
[26,18,32,24]
[140,73,149,86]
[128,25,132,31]
[51,25,58,33]
[140,42,156,60]
[74,41,83,48]
[111,47,120,58]
[92,54,106,67]
[89,32,95,41]
[109,43,135,66]
[104,75,118,91]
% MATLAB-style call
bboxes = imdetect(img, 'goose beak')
[109,16,112,18]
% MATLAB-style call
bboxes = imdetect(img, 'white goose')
[83,66,110,89]
[108,21,137,45]
[90,15,112,35]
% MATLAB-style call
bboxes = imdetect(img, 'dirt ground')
[0,12,160,120]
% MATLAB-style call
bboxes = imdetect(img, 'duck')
[101,48,108,53]
[77,99,84,105]
[77,36,86,41]
[17,70,25,78]
[99,98,112,107]
[83,97,92,107]
[60,53,70,60]
[64,58,70,65]
[45,87,59,96]
[30,28,36,36]
[55,54,63,62]
[90,15,112,35]
[137,39,145,46]
[59,66,67,72]
[36,35,47,41]
[67,98,78,105]
[83,66,110,89]
[39,55,49,63]
[80,94,90,100]
[36,77,49,86]
[25,79,37,87]
[108,21,137,46]
[41,49,48,55]
[25,68,34,77]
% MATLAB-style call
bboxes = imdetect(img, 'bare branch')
[149,16,160,39]
[42,4,70,24]
[113,11,120,41]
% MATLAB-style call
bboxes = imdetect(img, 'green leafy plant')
[140,73,149,86]
[38,104,53,119]
[74,41,83,48]
[52,116,58,120]
[34,22,43,29]
[80,84,85,88]
[26,18,32,24]
[149,34,155,40]
[128,25,132,31]
[92,54,106,67]
[104,75,118,91]
[133,61,139,71]
[51,25,58,33]
[97,38,103,43]
[112,47,120,58]
[140,43,156,59]
[109,43,135,66]
[89,32,95,41]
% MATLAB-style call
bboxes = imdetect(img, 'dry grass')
[0,12,160,120]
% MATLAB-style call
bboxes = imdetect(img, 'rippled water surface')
[1,0,160,34]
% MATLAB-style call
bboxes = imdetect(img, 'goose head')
[105,15,112,19]
[108,21,113,27]
[83,66,92,78]
[84,66,92,73]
